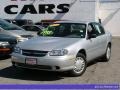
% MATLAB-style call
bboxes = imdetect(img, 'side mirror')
[90,34,97,38]
[87,33,97,39]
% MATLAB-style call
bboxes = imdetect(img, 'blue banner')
[0,84,119,89]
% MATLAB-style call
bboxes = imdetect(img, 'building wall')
[0,0,98,22]
[99,0,120,36]
[0,0,119,36]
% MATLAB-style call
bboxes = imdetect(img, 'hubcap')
[73,57,85,73]
[106,47,111,59]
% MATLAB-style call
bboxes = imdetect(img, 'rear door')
[86,22,107,61]
[93,23,107,55]
[86,23,101,61]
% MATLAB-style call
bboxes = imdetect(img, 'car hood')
[0,34,16,42]
[8,30,34,36]
[18,37,81,51]
[1,30,36,38]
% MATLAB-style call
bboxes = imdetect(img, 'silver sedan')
[11,21,112,76]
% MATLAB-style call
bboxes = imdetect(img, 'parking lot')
[0,37,120,84]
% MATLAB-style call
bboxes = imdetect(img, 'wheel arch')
[77,49,87,58]
[108,42,112,48]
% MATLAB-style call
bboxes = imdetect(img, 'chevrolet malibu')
[11,21,112,76]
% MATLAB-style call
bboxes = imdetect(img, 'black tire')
[12,64,17,69]
[69,53,87,77]
[102,45,111,62]
[12,62,16,67]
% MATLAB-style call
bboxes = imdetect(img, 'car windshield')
[0,19,22,30]
[38,23,86,38]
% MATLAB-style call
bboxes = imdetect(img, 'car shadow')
[87,58,107,67]
[0,55,11,60]
[0,58,107,81]
[0,66,67,81]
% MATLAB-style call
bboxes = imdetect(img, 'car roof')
[4,19,31,21]
[22,25,44,29]
[54,20,101,25]
[54,20,89,24]
[22,25,41,27]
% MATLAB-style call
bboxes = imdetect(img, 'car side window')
[93,23,105,36]
[88,24,99,37]
[99,24,105,34]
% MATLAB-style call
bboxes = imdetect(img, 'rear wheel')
[102,45,111,62]
[69,53,87,76]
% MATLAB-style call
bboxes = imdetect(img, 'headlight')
[0,42,9,46]
[14,47,22,54]
[17,37,28,42]
[49,49,68,56]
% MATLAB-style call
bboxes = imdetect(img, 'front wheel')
[69,53,87,76]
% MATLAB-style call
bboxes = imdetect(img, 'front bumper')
[11,53,75,71]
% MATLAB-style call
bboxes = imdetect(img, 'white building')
[99,0,120,36]
[0,0,120,36]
